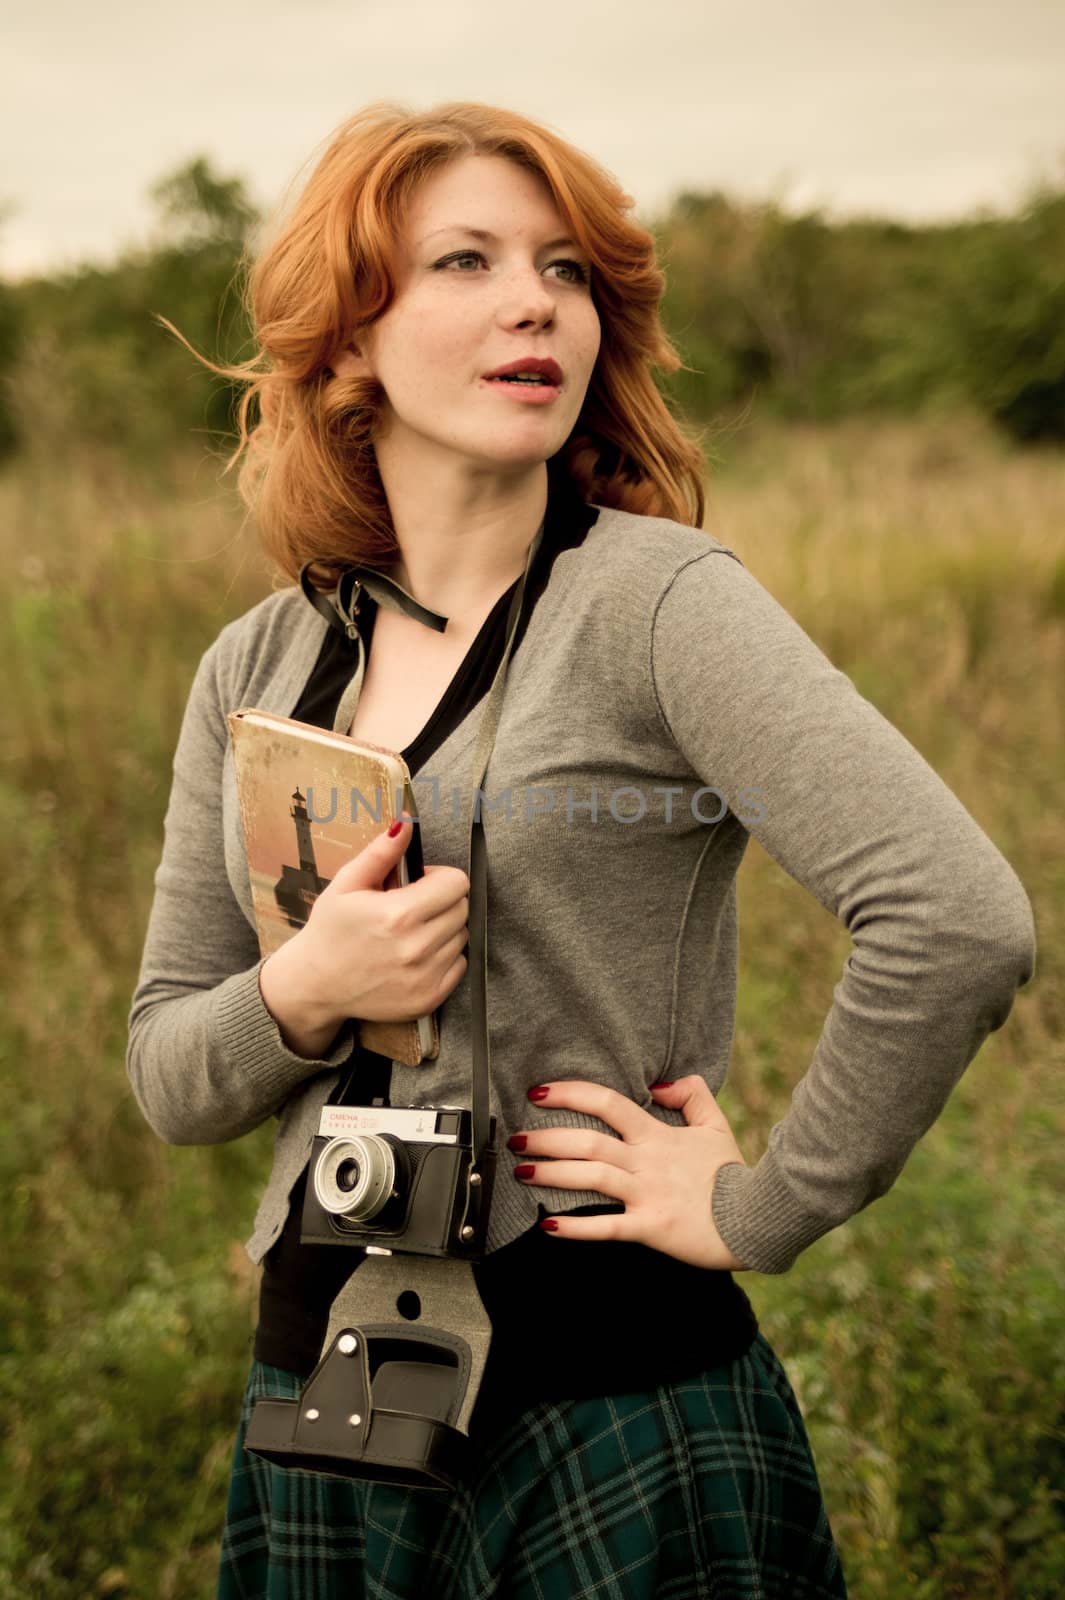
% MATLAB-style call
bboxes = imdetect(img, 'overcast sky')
[4,0,1063,278]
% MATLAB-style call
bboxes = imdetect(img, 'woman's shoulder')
[576,501,744,599]
[210,582,310,652]
[586,500,740,560]
[198,582,324,704]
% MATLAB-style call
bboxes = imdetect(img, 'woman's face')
[348,153,601,480]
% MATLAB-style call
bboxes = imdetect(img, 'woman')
[127,100,1035,1598]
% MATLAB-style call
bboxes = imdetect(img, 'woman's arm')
[126,633,357,1147]
[650,549,1036,1275]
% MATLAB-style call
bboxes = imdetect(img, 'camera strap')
[245,533,548,1489]
[310,518,547,1227]
[461,526,544,1230]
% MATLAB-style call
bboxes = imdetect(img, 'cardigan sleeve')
[126,633,357,1146]
[650,548,1036,1275]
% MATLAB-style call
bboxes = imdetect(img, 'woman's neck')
[374,455,548,615]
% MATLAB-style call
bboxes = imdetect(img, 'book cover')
[227,708,440,1066]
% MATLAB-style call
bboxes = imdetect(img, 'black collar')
[301,476,599,646]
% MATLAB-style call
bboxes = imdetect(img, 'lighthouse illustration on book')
[274,786,333,928]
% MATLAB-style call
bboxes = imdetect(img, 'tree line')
[1,153,1062,468]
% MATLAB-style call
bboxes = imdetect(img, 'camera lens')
[313,1135,398,1221]
[335,1159,361,1193]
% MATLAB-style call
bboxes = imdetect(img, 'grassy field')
[0,411,1061,1597]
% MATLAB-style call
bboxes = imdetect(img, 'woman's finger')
[525,1079,659,1142]
[508,1126,638,1169]
[514,1157,638,1205]
[649,1074,732,1129]
[535,1210,629,1242]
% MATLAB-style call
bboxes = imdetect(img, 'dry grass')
[0,410,1061,1598]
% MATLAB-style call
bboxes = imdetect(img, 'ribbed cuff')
[214,960,356,1101]
[711,1158,841,1276]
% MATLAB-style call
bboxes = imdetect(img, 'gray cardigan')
[126,502,1036,1272]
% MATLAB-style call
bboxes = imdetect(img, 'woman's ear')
[329,344,368,382]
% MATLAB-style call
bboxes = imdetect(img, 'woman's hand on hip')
[507,1075,750,1272]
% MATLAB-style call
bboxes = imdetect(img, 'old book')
[227,707,440,1066]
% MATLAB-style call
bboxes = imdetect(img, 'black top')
[254,470,759,1441]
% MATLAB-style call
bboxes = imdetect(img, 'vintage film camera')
[244,1096,498,1491]
[300,1101,497,1257]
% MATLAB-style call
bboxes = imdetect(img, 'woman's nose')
[499,284,557,324]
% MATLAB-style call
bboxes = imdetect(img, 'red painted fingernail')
[539,1219,559,1232]
[649,1080,672,1089]
[513,1164,536,1180]
[506,1134,527,1151]
[528,1086,550,1102]
[387,819,403,838]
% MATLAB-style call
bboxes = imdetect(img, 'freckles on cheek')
[408,307,476,376]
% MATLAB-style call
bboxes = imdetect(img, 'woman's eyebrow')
[420,226,580,252]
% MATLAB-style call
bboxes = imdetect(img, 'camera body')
[300,1102,497,1258]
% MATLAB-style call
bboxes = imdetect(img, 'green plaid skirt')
[218,1334,848,1599]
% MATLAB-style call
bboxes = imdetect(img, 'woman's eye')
[439,251,483,271]
[435,250,588,284]
[550,259,590,284]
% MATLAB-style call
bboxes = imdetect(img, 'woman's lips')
[480,377,561,405]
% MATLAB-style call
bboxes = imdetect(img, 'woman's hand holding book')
[259,818,469,1059]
